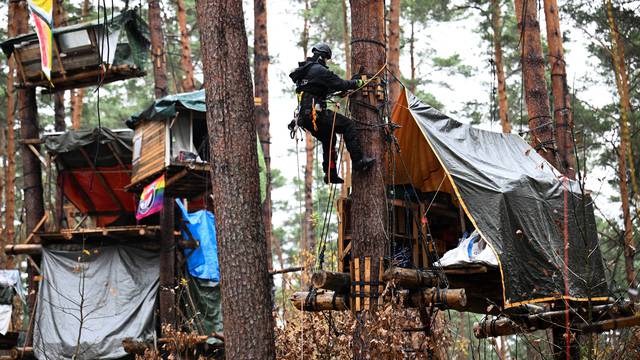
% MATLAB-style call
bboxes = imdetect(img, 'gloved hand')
[355,79,366,88]
[287,119,297,131]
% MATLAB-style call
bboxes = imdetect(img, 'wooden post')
[158,196,176,331]
[406,288,467,311]
[491,0,511,133]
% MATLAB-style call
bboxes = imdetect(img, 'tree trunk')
[388,0,401,104]
[340,0,352,194]
[70,0,91,129]
[53,0,66,132]
[514,0,558,169]
[301,0,315,259]
[149,0,173,335]
[177,0,195,92]
[349,0,387,358]
[149,0,169,98]
[197,0,276,357]
[491,0,511,133]
[409,20,416,93]
[543,0,576,178]
[303,136,315,254]
[606,0,637,288]
[254,0,272,269]
[5,0,19,259]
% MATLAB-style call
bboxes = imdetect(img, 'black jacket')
[290,58,358,98]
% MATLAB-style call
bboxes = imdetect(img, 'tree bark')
[340,0,352,193]
[543,0,576,178]
[177,0,195,92]
[303,136,315,254]
[491,0,511,133]
[254,0,272,269]
[606,0,637,288]
[70,0,91,129]
[197,0,276,357]
[514,0,558,169]
[149,0,174,335]
[53,0,66,132]
[388,0,401,104]
[149,0,169,98]
[5,0,19,259]
[409,20,416,93]
[349,0,387,358]
[301,0,315,258]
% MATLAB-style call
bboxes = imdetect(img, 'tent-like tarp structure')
[45,128,136,226]
[391,90,609,308]
[34,246,158,359]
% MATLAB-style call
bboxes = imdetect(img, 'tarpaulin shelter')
[45,128,136,227]
[126,90,267,201]
[389,89,609,308]
[34,246,159,359]
[0,9,149,90]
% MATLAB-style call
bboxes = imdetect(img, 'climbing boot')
[324,172,344,184]
[353,157,375,172]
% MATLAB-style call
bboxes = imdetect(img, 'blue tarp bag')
[176,199,220,282]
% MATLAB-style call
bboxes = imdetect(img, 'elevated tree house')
[125,91,211,198]
[0,10,149,91]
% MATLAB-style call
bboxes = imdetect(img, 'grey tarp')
[34,246,159,360]
[403,92,609,307]
[44,127,133,169]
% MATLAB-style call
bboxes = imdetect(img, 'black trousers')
[298,103,363,173]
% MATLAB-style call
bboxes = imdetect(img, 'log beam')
[404,288,467,311]
[4,244,42,255]
[291,291,348,312]
[311,271,350,293]
[382,266,438,289]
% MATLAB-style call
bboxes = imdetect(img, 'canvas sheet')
[34,246,159,360]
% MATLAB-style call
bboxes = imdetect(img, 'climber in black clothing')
[289,43,375,184]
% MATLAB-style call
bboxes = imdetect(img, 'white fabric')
[0,305,12,335]
[436,231,498,268]
[0,270,25,304]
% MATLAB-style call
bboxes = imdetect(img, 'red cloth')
[60,166,135,226]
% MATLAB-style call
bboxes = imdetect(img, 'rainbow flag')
[27,0,53,82]
[136,175,165,220]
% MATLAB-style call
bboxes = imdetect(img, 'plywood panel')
[131,120,166,185]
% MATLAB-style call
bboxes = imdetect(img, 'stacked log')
[290,290,348,311]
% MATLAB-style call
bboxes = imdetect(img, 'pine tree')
[197,0,276,356]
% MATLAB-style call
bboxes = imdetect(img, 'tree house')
[125,90,211,199]
[0,10,149,91]
[126,89,267,200]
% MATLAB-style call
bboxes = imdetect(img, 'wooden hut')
[0,9,149,90]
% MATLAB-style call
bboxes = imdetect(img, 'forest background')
[0,0,638,358]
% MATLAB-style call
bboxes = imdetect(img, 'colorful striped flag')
[27,0,53,82]
[136,175,166,220]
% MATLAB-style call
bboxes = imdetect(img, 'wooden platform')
[36,225,161,244]
[127,163,210,198]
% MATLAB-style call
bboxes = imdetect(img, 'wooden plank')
[364,257,371,310]
[354,257,360,312]
[78,147,125,211]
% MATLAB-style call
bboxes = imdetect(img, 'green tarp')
[44,127,133,169]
